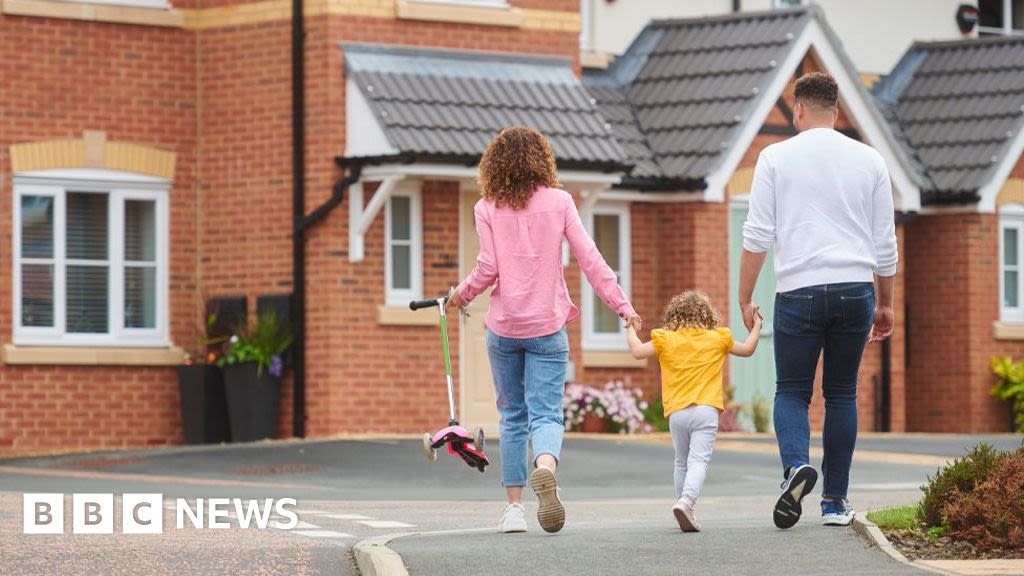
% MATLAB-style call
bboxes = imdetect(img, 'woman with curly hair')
[449,126,641,534]
[627,291,762,532]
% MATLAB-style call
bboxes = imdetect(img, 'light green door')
[729,204,776,432]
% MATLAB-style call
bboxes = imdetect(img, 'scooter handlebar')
[409,297,448,311]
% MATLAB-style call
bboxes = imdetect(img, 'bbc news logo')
[23,494,298,534]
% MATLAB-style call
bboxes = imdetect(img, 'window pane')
[125,200,156,262]
[595,305,620,334]
[21,264,54,327]
[67,193,108,260]
[392,245,411,290]
[124,266,157,329]
[67,265,109,333]
[21,196,54,258]
[1005,227,1019,266]
[391,196,411,241]
[593,214,621,269]
[1006,271,1019,308]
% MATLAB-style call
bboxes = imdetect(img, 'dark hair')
[478,126,561,210]
[794,72,838,109]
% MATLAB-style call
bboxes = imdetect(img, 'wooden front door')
[459,187,500,433]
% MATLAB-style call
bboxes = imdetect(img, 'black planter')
[222,362,281,442]
[176,365,229,445]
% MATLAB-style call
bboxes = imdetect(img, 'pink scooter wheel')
[422,432,437,462]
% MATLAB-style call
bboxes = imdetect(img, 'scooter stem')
[438,297,457,422]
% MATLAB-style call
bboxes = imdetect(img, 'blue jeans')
[773,282,874,500]
[487,327,569,487]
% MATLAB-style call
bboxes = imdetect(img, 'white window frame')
[979,0,1024,35]
[1000,203,1024,323]
[408,0,508,7]
[58,0,169,9]
[12,169,170,347]
[384,186,423,308]
[774,0,804,8]
[580,0,594,52]
[582,202,632,351]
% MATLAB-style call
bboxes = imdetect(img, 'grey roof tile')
[873,35,1024,204]
[342,44,626,169]
[584,9,809,186]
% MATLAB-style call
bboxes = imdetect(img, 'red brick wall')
[0,17,199,455]
[905,213,1014,432]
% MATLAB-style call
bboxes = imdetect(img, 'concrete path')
[1,434,1020,575]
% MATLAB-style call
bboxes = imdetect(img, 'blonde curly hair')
[477,126,561,210]
[663,291,721,331]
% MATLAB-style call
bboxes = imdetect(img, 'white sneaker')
[672,499,701,532]
[821,499,856,526]
[498,503,527,533]
[773,464,818,529]
[529,466,565,533]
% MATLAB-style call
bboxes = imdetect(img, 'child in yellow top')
[627,291,762,532]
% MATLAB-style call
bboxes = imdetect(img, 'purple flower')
[269,355,284,378]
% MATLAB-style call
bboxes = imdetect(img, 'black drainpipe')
[290,0,307,438]
[733,0,741,12]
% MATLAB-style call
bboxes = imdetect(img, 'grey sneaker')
[529,466,565,533]
[773,464,818,529]
[498,503,527,533]
[821,499,856,526]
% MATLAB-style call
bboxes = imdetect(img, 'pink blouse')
[457,186,636,340]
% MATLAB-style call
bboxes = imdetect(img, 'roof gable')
[585,9,809,188]
[341,44,628,172]
[585,7,923,211]
[873,35,1024,207]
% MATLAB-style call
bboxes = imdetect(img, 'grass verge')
[866,505,919,531]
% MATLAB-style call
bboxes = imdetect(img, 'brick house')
[873,35,1024,432]
[3,0,1005,457]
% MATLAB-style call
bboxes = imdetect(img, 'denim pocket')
[776,292,813,335]
[532,327,569,356]
[840,290,875,331]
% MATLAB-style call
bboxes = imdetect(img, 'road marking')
[855,482,922,491]
[0,465,324,490]
[293,509,331,515]
[292,530,355,539]
[712,441,951,467]
[323,514,374,520]
[294,520,320,529]
[358,520,416,529]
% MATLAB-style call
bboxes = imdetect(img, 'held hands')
[741,301,762,332]
[625,314,643,333]
[869,306,895,343]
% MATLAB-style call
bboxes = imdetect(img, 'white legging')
[670,404,720,503]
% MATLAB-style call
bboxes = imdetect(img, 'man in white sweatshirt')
[739,72,897,530]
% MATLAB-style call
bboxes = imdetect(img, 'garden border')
[852,515,958,575]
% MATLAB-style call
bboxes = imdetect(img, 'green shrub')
[945,448,1024,551]
[991,356,1024,432]
[642,394,669,432]
[918,443,1006,528]
[751,394,771,433]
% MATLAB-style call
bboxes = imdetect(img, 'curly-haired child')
[627,291,762,532]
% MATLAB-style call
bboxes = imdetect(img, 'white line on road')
[358,520,416,529]
[323,514,374,520]
[292,530,355,539]
[294,520,321,529]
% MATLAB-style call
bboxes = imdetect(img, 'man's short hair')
[794,72,838,109]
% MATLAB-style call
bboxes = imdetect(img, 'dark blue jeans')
[773,282,875,499]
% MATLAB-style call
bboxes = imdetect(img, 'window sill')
[994,322,1024,341]
[395,0,524,28]
[1,0,184,27]
[582,350,647,369]
[377,306,438,327]
[2,344,186,366]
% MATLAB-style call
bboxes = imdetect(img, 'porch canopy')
[338,43,632,261]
